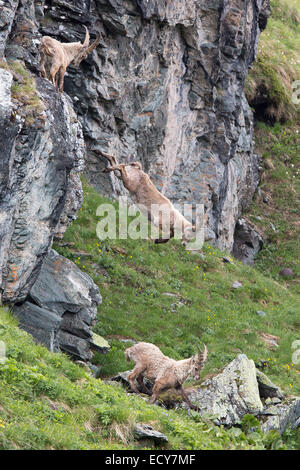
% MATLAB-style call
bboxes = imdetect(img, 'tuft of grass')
[6,60,44,126]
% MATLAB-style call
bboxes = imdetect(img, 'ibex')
[93,149,197,244]
[40,26,100,93]
[125,342,208,410]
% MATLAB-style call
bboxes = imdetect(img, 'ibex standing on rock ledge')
[40,26,100,93]
[125,342,208,410]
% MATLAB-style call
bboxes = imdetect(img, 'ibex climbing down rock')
[40,26,100,93]
[94,149,197,245]
[125,342,208,410]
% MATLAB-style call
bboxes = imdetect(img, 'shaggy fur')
[40,26,100,93]
[94,149,196,244]
[125,342,208,409]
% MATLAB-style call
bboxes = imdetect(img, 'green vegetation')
[53,181,299,400]
[247,122,300,293]
[1,307,299,450]
[0,60,44,126]
[245,0,300,121]
[0,0,299,451]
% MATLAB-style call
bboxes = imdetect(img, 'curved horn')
[197,344,208,367]
[85,31,101,54]
[82,26,90,47]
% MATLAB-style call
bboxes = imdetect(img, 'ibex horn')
[86,31,101,54]
[83,26,90,48]
[197,344,208,366]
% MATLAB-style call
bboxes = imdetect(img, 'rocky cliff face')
[0,0,270,354]
[0,0,102,359]
[38,0,269,251]
[1,0,270,254]
[0,68,84,304]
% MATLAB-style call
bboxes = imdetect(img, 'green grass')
[0,0,299,450]
[0,60,44,126]
[246,121,300,293]
[3,306,298,450]
[245,0,300,121]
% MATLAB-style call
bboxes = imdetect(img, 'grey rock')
[186,354,264,426]
[256,370,284,400]
[133,424,168,444]
[57,330,93,362]
[260,397,300,434]
[162,292,179,298]
[110,369,153,395]
[14,301,61,352]
[13,250,104,361]
[114,357,298,435]
[256,310,266,317]
[0,69,13,120]
[232,218,264,266]
[30,249,101,321]
[265,397,281,406]
[232,281,242,289]
[278,268,294,277]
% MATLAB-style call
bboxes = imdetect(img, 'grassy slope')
[0,0,299,451]
[54,181,300,398]
[2,307,295,450]
[244,1,300,291]
[247,122,300,293]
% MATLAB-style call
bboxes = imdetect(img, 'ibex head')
[190,344,208,380]
[72,26,101,67]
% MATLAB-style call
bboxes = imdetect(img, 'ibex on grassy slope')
[125,342,208,410]
[93,149,197,244]
[40,26,100,93]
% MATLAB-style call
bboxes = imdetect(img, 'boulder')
[187,354,264,426]
[30,249,101,321]
[13,250,107,361]
[278,268,294,278]
[14,301,61,352]
[232,218,264,265]
[133,424,168,444]
[110,370,153,395]
[256,370,284,400]
[260,397,300,434]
